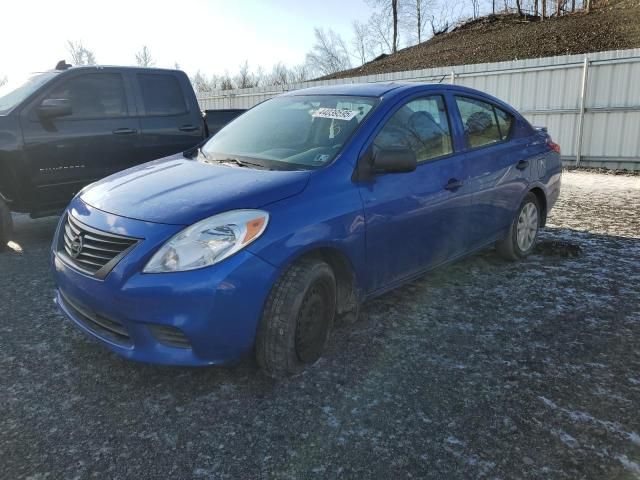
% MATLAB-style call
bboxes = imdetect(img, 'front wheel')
[256,258,336,378]
[497,192,540,261]
[0,199,13,252]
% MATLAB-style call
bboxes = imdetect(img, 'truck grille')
[60,213,139,279]
[59,290,132,346]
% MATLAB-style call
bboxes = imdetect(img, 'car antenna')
[437,74,447,84]
[55,60,72,71]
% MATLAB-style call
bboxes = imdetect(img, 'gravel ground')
[1,171,639,479]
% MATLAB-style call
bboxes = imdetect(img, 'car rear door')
[20,70,140,211]
[357,93,472,293]
[451,95,533,249]
[133,71,204,162]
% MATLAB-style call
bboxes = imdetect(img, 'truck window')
[44,73,128,118]
[137,74,187,116]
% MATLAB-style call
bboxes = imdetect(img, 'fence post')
[575,56,589,167]
[450,71,456,84]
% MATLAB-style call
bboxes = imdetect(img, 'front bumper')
[51,198,279,366]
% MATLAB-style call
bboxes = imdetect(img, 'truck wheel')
[497,192,540,261]
[0,199,13,252]
[256,258,336,378]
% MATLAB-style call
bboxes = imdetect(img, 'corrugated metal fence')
[197,48,640,170]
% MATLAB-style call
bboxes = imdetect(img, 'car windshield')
[0,72,58,115]
[201,95,378,170]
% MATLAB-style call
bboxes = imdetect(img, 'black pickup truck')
[0,64,244,249]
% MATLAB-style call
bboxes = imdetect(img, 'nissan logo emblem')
[69,233,84,259]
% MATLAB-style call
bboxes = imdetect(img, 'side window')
[45,73,127,118]
[494,107,513,140]
[455,96,504,148]
[374,95,453,163]
[137,74,187,115]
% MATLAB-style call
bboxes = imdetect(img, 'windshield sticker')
[312,108,359,121]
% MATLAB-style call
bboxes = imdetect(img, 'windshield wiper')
[205,157,267,169]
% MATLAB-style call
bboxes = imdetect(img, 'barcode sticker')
[312,108,359,121]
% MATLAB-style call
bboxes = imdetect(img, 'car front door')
[452,95,533,249]
[20,71,140,212]
[133,72,204,163]
[357,94,471,294]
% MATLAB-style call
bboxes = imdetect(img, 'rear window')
[137,74,187,115]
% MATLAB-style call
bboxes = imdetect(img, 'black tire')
[0,199,13,252]
[256,258,336,378]
[496,192,541,261]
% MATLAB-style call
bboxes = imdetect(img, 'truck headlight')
[143,210,269,273]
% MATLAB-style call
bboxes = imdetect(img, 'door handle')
[112,128,137,135]
[179,124,199,132]
[444,178,463,191]
[516,159,529,170]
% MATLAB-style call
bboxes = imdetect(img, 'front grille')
[60,213,139,279]
[59,290,132,346]
[149,325,191,349]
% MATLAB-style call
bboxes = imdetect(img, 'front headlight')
[143,209,269,273]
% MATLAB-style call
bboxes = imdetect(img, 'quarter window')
[137,74,187,115]
[455,96,513,148]
[494,107,513,140]
[374,96,453,163]
[45,73,127,118]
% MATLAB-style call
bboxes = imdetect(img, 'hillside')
[325,0,640,79]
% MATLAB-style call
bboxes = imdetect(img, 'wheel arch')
[269,244,361,321]
[528,186,548,226]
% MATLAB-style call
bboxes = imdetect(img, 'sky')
[1,0,373,84]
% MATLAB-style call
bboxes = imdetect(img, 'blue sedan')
[51,83,562,377]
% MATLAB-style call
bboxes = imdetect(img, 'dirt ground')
[1,171,639,479]
[327,0,640,80]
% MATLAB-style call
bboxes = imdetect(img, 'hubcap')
[295,282,331,364]
[516,202,538,252]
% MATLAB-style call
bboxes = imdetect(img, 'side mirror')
[373,147,417,174]
[37,98,72,119]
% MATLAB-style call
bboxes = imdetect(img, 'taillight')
[547,139,561,154]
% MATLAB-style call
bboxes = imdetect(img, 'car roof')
[283,82,409,97]
[284,82,518,115]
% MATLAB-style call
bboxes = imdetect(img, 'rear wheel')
[0,199,13,252]
[256,258,336,378]
[497,192,540,261]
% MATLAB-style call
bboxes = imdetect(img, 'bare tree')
[190,71,217,93]
[351,20,375,65]
[401,0,433,45]
[268,62,291,86]
[234,60,259,89]
[289,64,311,83]
[135,46,155,67]
[515,0,523,14]
[219,72,234,90]
[305,28,352,76]
[470,0,480,18]
[367,0,400,52]
[66,40,97,66]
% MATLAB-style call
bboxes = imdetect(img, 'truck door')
[20,71,140,211]
[133,72,204,163]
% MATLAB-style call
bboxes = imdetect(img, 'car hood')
[80,154,311,225]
